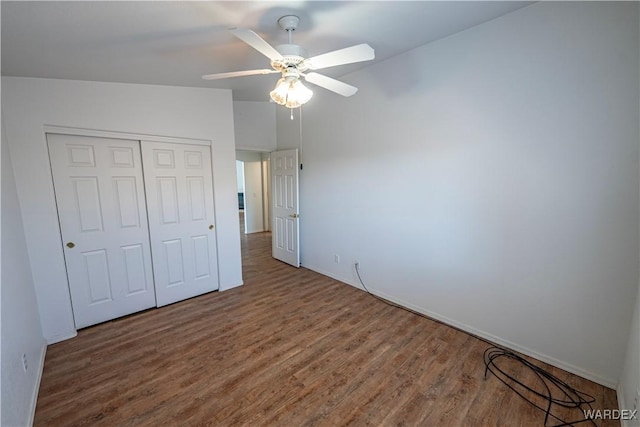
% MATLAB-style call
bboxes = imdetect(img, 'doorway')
[236,159,245,232]
[236,150,270,235]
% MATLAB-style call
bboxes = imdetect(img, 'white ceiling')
[1,1,533,101]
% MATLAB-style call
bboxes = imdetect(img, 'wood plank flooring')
[34,220,619,426]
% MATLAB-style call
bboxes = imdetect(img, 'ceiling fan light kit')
[270,77,313,109]
[202,15,375,112]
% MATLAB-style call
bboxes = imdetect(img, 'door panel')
[271,149,300,267]
[122,244,148,294]
[113,177,141,228]
[84,249,111,303]
[73,177,104,231]
[164,239,185,286]
[110,146,135,167]
[142,141,219,306]
[187,177,206,220]
[48,134,156,329]
[158,177,180,224]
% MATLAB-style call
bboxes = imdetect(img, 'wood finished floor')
[35,215,619,426]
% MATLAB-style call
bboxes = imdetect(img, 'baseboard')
[616,385,640,427]
[617,385,628,427]
[301,263,365,292]
[27,343,47,426]
[46,330,77,345]
[302,263,617,388]
[373,288,617,388]
[220,281,243,292]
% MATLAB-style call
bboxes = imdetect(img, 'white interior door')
[271,149,300,267]
[141,141,219,306]
[48,134,156,329]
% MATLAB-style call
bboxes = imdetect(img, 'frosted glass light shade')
[287,80,313,108]
[269,78,290,105]
[270,78,313,108]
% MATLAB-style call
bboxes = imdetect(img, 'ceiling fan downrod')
[277,15,300,45]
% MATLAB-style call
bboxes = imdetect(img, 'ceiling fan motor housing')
[271,44,309,71]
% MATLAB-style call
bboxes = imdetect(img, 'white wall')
[2,77,242,344]
[1,118,47,426]
[276,107,302,156]
[236,160,245,193]
[237,150,265,233]
[233,101,276,151]
[277,2,639,386]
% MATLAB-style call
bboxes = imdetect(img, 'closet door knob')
[66,242,75,249]
[209,225,214,230]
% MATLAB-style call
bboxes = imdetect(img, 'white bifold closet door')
[141,141,219,307]
[48,134,156,328]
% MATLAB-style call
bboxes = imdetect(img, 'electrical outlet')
[22,353,28,372]
[334,254,340,263]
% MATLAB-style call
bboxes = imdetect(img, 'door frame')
[43,125,211,147]
[236,149,272,234]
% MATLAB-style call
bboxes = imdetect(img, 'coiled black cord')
[355,263,598,427]
[483,346,597,426]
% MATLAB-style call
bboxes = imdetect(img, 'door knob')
[66,242,75,249]
[289,213,299,218]
[209,224,214,230]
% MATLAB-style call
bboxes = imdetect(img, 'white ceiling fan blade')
[229,28,284,61]
[202,69,278,80]
[304,72,358,97]
[305,44,374,71]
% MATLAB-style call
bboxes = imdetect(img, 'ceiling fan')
[202,15,375,109]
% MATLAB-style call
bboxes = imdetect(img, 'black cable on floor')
[355,262,496,346]
[354,263,598,427]
[483,347,596,426]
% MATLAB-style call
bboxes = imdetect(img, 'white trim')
[46,330,77,345]
[244,228,265,234]
[208,147,223,291]
[617,385,630,427]
[43,125,211,146]
[220,281,243,292]
[235,146,271,153]
[27,343,47,427]
[302,262,617,388]
[616,384,640,427]
[300,263,365,292]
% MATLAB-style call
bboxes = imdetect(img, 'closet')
[47,133,219,329]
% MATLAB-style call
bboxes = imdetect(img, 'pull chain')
[299,106,303,170]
